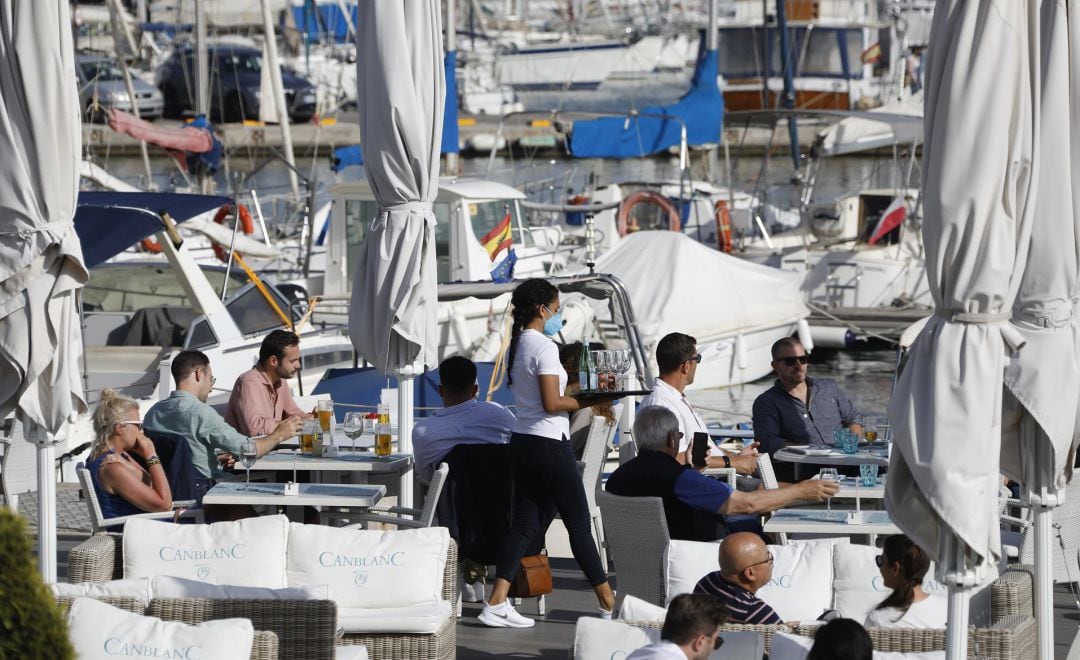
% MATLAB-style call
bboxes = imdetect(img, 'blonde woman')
[86,389,172,521]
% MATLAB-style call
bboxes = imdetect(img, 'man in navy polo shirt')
[752,337,864,480]
[605,406,837,541]
[693,532,783,625]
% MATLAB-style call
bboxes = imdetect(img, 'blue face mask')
[542,306,563,337]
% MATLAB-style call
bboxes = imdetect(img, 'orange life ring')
[714,199,734,253]
[140,237,163,253]
[616,191,681,236]
[211,204,254,263]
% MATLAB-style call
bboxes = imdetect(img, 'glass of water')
[241,438,257,490]
[819,467,840,512]
[342,412,364,452]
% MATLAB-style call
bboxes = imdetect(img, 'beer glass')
[317,400,333,433]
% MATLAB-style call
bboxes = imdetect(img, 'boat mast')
[260,0,300,198]
[446,0,459,174]
[706,0,718,183]
[195,0,210,193]
[774,0,799,171]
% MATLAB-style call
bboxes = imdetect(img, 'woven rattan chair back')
[597,490,669,607]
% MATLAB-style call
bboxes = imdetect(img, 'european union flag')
[490,249,517,283]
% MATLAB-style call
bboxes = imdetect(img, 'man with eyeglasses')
[693,532,784,625]
[144,350,302,507]
[625,594,728,660]
[605,407,838,541]
[640,332,758,472]
[752,337,864,480]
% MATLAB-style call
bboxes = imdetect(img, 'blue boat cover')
[313,364,516,420]
[568,47,723,158]
[331,51,458,172]
[75,192,232,268]
[291,2,357,44]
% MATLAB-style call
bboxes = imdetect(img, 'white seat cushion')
[335,646,369,660]
[338,600,453,634]
[573,617,658,660]
[123,514,289,587]
[771,631,945,660]
[665,539,721,603]
[287,524,449,609]
[618,594,667,623]
[52,578,151,603]
[67,596,253,660]
[832,543,890,621]
[755,541,834,622]
[151,575,330,601]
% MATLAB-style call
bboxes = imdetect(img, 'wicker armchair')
[53,595,279,660]
[66,532,459,660]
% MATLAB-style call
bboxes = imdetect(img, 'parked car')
[155,44,317,123]
[76,53,164,122]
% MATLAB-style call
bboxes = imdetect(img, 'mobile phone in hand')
[692,432,710,468]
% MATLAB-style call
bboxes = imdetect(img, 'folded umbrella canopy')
[885,3,1080,658]
[0,0,86,582]
[349,0,445,507]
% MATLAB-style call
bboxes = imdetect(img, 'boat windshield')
[83,265,247,312]
[468,199,530,248]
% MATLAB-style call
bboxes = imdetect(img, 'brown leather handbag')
[507,553,553,598]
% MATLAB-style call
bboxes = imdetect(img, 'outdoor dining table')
[201,481,385,508]
[248,449,412,474]
[828,475,886,500]
[773,445,890,467]
[763,508,901,537]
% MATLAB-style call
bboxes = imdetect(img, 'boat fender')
[211,204,255,263]
[808,325,858,349]
[734,334,747,371]
[616,190,681,236]
[140,236,164,253]
[797,318,815,352]
[713,200,734,253]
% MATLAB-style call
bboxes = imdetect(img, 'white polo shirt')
[640,378,708,453]
[510,329,570,441]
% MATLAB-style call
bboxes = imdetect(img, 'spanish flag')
[480,213,512,262]
[861,42,882,65]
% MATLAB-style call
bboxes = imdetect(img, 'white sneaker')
[478,601,535,628]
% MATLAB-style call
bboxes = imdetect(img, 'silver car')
[76,54,164,122]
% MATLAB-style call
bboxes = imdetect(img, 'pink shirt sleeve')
[227,372,279,436]
[279,381,306,418]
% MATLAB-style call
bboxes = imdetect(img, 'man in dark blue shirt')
[605,406,836,541]
[752,338,864,480]
[693,532,783,624]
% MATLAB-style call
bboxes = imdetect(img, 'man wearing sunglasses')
[625,593,728,660]
[752,337,864,480]
[640,332,758,473]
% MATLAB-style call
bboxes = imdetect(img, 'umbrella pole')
[1035,503,1054,659]
[398,368,417,509]
[27,422,57,583]
[942,533,980,660]
[945,586,971,660]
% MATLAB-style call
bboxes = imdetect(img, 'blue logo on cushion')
[104,637,201,658]
[354,572,369,587]
[767,574,792,588]
[195,565,210,580]
[158,544,246,562]
[317,551,404,568]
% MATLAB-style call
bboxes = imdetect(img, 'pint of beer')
[317,400,333,432]
[375,432,392,457]
[300,421,316,454]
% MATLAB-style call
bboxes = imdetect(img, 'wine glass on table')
[819,467,840,512]
[342,412,364,452]
[241,439,257,490]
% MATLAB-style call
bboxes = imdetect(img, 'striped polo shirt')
[693,571,782,624]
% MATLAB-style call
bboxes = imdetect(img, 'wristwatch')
[722,455,731,469]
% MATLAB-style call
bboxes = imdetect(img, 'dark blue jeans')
[495,433,608,587]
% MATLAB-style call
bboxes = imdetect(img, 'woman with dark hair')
[807,618,873,660]
[479,279,616,628]
[560,341,617,459]
[864,534,947,629]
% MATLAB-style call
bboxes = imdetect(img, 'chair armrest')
[703,468,737,487]
[250,631,278,660]
[349,513,424,529]
[172,500,199,509]
[68,533,122,582]
[1000,514,1030,531]
[367,505,422,518]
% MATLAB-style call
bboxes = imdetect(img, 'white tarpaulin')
[347,0,444,374]
[817,92,924,157]
[885,0,1079,613]
[0,1,86,430]
[596,231,808,343]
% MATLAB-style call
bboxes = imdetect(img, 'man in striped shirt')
[692,532,782,625]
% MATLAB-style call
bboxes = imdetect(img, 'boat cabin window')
[344,199,453,283]
[226,283,298,336]
[717,27,867,79]
[469,200,529,249]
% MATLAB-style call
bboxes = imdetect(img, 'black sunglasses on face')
[686,353,702,364]
[778,355,809,366]
[875,554,885,567]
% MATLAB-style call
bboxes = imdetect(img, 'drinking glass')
[819,468,840,512]
[300,421,315,454]
[342,412,364,452]
[838,430,859,454]
[591,350,608,391]
[317,399,333,433]
[859,463,880,487]
[241,439,257,490]
[614,348,632,390]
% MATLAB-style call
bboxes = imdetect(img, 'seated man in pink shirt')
[226,330,312,435]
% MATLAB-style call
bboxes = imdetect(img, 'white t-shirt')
[510,329,570,441]
[626,641,687,660]
[640,379,708,454]
[864,593,948,629]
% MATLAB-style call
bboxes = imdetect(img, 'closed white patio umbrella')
[349,0,444,507]
[0,1,87,581]
[887,2,1080,658]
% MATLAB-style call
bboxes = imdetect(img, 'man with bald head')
[692,532,782,625]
